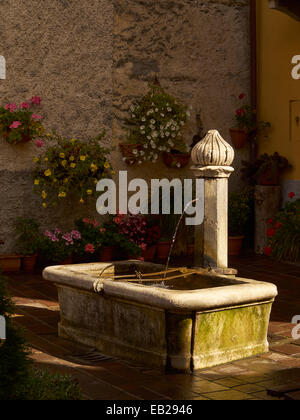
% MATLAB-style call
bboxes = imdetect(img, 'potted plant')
[14,218,40,272]
[230,93,270,149]
[122,82,190,167]
[110,213,145,259]
[242,153,291,186]
[0,96,44,145]
[228,191,252,256]
[157,213,180,261]
[39,229,81,265]
[74,218,103,262]
[264,193,300,262]
[33,131,113,208]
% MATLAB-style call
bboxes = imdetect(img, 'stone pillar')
[191,130,235,270]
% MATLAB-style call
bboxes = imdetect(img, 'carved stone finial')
[191,130,235,167]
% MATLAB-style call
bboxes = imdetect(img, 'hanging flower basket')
[162,151,191,169]
[0,96,44,145]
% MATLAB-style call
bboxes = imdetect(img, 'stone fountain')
[43,130,277,373]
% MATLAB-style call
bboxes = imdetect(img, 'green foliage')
[33,131,113,208]
[234,94,270,133]
[267,198,300,262]
[124,84,190,163]
[17,369,82,400]
[242,153,291,185]
[0,272,30,400]
[228,191,253,236]
[14,218,40,256]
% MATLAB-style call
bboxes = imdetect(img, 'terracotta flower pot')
[22,255,38,272]
[99,246,114,262]
[157,242,172,261]
[229,128,249,149]
[162,152,191,169]
[0,255,21,272]
[258,168,280,186]
[187,244,195,257]
[228,236,244,256]
[142,245,157,262]
[119,143,143,166]
[60,256,73,265]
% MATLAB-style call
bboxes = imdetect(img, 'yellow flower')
[86,189,93,195]
[33,157,39,163]
[69,156,75,161]
[70,138,76,144]
[42,190,47,199]
[59,153,65,159]
[94,179,98,184]
[34,179,40,185]
[44,158,48,162]
[104,161,110,169]
[80,155,86,161]
[61,160,67,167]
[58,192,67,198]
[90,163,98,172]
[111,170,116,176]
[42,203,47,208]
[44,169,51,177]
[46,133,51,137]
[70,163,76,169]
[79,198,84,204]
[63,178,69,184]
[53,178,57,183]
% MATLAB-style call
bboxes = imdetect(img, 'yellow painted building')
[257,0,300,198]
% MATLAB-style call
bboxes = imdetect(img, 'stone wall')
[0,0,250,252]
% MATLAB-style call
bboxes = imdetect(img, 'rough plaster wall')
[0,0,250,252]
[0,0,113,252]
[113,0,251,187]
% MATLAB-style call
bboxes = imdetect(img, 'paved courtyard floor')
[7,256,300,400]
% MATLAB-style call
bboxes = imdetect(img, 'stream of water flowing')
[163,198,200,280]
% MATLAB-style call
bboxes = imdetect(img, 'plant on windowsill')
[0,96,44,145]
[32,131,114,208]
[228,191,253,256]
[14,218,41,272]
[230,93,270,149]
[264,193,300,262]
[122,82,191,167]
[242,153,291,186]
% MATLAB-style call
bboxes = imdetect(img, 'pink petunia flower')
[35,139,44,148]
[21,102,30,109]
[10,121,22,129]
[71,230,81,240]
[31,96,42,106]
[31,114,43,120]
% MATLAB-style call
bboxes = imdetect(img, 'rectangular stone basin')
[43,261,278,373]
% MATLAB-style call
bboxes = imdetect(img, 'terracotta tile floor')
[6,255,300,400]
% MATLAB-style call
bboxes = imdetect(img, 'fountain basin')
[43,261,277,373]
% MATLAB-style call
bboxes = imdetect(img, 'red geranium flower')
[289,192,296,200]
[267,228,276,238]
[264,246,273,257]
[267,218,274,225]
[239,93,246,100]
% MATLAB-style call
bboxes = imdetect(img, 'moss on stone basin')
[43,261,277,373]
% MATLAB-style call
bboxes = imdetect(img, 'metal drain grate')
[70,350,115,365]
